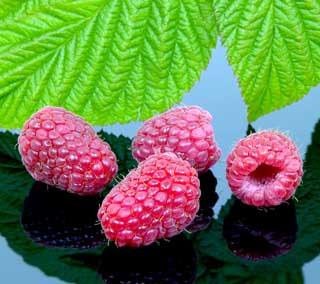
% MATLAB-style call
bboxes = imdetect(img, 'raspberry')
[223,199,297,261]
[186,170,218,233]
[99,236,196,284]
[132,106,221,172]
[226,131,303,207]
[98,153,201,247]
[21,182,106,249]
[18,106,118,195]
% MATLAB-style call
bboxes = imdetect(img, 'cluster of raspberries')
[18,106,302,247]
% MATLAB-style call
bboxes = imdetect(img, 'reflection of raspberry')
[18,106,118,195]
[132,106,221,172]
[186,170,218,233]
[21,182,106,249]
[99,236,196,284]
[226,131,303,207]
[98,153,201,247]
[223,199,297,261]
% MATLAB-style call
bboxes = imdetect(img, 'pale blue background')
[1,42,319,283]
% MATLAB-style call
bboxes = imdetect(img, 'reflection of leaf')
[0,131,134,284]
[0,131,22,168]
[0,0,217,129]
[194,119,320,283]
[98,131,137,186]
[215,0,320,121]
[293,119,320,265]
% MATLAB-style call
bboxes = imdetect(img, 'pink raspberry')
[226,131,303,207]
[132,106,221,172]
[18,106,118,195]
[98,153,201,247]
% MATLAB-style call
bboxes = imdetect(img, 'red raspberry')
[226,131,303,207]
[98,153,200,247]
[132,106,221,172]
[18,106,118,195]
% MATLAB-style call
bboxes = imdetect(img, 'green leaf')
[0,0,28,18]
[0,0,217,129]
[215,0,320,121]
[194,118,320,283]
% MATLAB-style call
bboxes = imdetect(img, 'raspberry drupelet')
[98,152,201,247]
[132,106,221,172]
[18,106,118,195]
[226,131,303,207]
